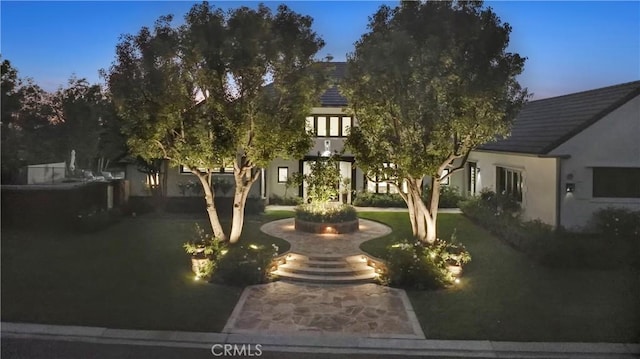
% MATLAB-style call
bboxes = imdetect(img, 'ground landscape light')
[249,244,259,250]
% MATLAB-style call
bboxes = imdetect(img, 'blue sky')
[1,1,638,99]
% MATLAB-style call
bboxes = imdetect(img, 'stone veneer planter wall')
[294,218,359,234]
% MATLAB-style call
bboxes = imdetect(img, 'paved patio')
[260,218,391,257]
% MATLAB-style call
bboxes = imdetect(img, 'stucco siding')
[550,94,640,230]
[125,165,149,197]
[468,151,558,226]
[126,164,260,198]
[266,159,300,199]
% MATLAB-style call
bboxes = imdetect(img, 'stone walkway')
[222,282,424,339]
[260,218,391,257]
[221,217,429,339]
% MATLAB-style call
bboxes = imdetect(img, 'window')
[440,168,450,185]
[496,166,523,201]
[467,162,477,195]
[305,116,315,133]
[181,164,234,174]
[366,163,404,194]
[342,117,351,136]
[277,167,289,183]
[593,167,640,198]
[306,115,353,137]
[329,117,340,136]
[316,116,327,136]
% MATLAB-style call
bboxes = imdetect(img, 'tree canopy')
[1,59,124,182]
[344,1,528,242]
[106,2,329,242]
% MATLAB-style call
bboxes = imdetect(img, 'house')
[126,63,366,203]
[125,62,639,230]
[449,80,640,230]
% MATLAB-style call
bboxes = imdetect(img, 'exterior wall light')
[565,183,575,193]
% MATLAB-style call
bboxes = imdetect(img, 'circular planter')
[191,255,212,277]
[446,263,463,277]
[294,218,359,234]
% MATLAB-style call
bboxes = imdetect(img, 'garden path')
[260,218,391,257]
[222,217,426,339]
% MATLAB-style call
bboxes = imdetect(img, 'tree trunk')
[194,172,226,241]
[403,177,428,241]
[402,176,439,244]
[229,182,251,244]
[411,189,428,241]
[404,188,418,238]
[425,176,441,243]
[228,169,260,244]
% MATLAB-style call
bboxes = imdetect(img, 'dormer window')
[305,115,352,137]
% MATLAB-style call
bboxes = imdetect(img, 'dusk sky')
[1,1,639,100]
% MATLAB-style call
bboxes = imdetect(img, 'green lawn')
[0,212,289,332]
[2,210,638,342]
[358,212,640,343]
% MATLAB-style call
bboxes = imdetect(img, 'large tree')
[1,59,58,181]
[106,2,328,242]
[1,59,124,182]
[51,78,116,172]
[344,1,528,243]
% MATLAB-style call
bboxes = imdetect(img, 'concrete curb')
[2,322,638,358]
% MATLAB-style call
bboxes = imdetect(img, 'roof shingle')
[319,62,347,107]
[481,81,640,154]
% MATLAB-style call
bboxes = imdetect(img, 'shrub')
[295,203,358,223]
[183,223,228,280]
[353,186,464,208]
[213,243,279,286]
[435,186,464,208]
[122,196,155,216]
[269,194,304,206]
[592,207,640,239]
[460,190,638,269]
[353,192,406,207]
[383,238,470,290]
[244,196,266,215]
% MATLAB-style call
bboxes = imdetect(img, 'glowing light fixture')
[454,278,460,284]
[565,183,575,193]
[221,249,228,255]
[249,244,259,250]
[194,275,200,281]
[391,244,401,248]
[322,226,337,234]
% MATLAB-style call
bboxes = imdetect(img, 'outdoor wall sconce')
[565,183,575,193]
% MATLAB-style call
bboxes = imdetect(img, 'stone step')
[277,262,375,276]
[287,259,347,268]
[272,269,377,284]
[304,254,350,262]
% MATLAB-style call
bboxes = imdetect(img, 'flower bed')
[294,203,359,234]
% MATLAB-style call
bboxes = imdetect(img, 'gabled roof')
[481,81,640,154]
[262,62,348,107]
[319,62,348,107]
